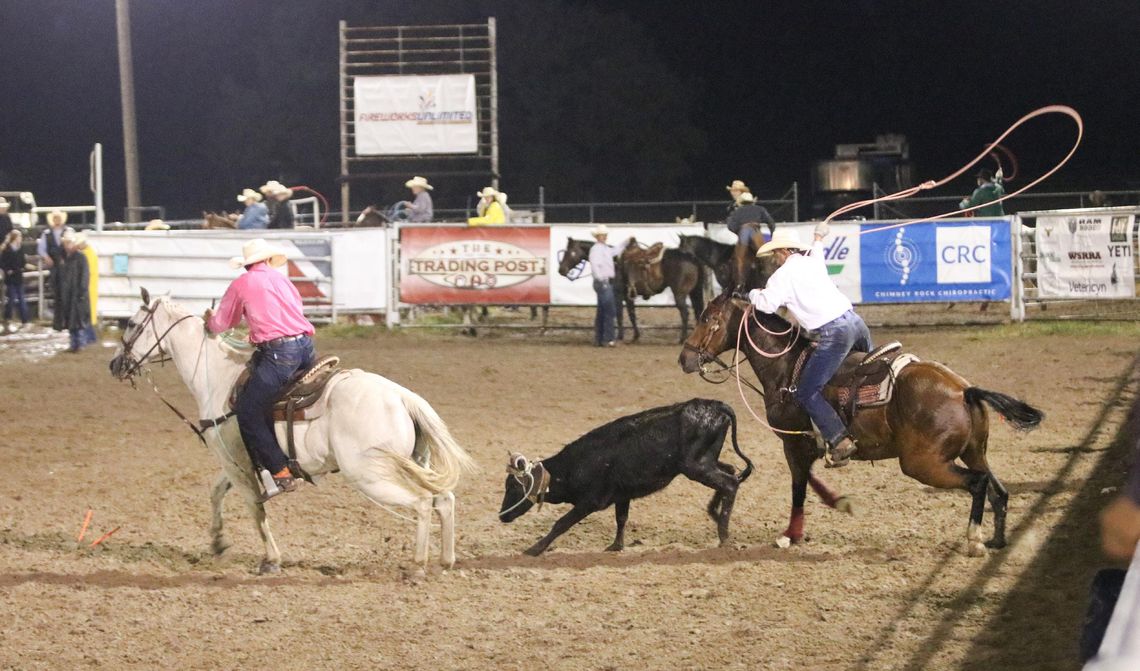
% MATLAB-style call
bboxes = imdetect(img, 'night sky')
[1,0,1137,219]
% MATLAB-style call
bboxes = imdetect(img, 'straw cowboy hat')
[237,188,263,203]
[755,229,809,257]
[738,192,756,204]
[726,179,750,193]
[47,210,68,226]
[0,197,9,209]
[230,238,288,269]
[476,186,499,198]
[259,180,284,194]
[405,176,433,191]
[145,219,170,231]
[590,224,610,238]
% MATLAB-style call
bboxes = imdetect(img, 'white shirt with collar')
[588,238,630,282]
[748,241,852,331]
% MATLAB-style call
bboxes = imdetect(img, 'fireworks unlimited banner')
[400,226,551,304]
[353,74,478,155]
[1034,213,1136,299]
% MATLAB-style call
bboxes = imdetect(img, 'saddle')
[792,342,919,422]
[621,243,666,298]
[229,355,344,422]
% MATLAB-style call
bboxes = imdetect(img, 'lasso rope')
[733,305,813,437]
[823,105,1083,237]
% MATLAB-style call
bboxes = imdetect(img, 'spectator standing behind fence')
[78,233,98,344]
[236,188,269,230]
[1,230,31,332]
[37,210,71,331]
[402,176,434,223]
[58,230,91,352]
[959,168,1005,217]
[468,186,508,226]
[588,225,633,348]
[265,183,295,229]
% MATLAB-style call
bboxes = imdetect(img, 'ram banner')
[400,226,550,304]
[353,74,478,155]
[858,218,1012,303]
[1035,213,1135,299]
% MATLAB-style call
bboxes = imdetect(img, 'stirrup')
[824,437,858,468]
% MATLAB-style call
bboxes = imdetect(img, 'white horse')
[109,289,474,574]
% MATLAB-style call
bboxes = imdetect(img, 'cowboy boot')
[825,436,858,468]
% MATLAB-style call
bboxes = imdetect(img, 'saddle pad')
[835,353,919,411]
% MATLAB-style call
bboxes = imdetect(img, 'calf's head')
[498,452,547,523]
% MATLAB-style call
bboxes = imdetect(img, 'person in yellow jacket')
[467,187,508,226]
[77,233,98,343]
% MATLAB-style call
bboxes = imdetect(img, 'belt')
[255,334,308,349]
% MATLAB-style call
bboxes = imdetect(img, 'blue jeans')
[593,279,617,345]
[793,311,873,446]
[3,282,28,323]
[236,336,316,473]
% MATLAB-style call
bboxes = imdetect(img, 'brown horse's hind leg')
[900,454,990,555]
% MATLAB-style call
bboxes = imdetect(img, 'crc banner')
[549,225,704,305]
[400,226,550,304]
[858,219,1012,303]
[353,74,478,155]
[1035,213,1135,298]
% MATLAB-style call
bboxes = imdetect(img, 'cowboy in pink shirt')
[205,239,315,496]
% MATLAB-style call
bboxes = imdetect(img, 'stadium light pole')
[115,0,142,222]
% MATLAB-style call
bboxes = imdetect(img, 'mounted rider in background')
[960,168,1005,217]
[726,191,775,291]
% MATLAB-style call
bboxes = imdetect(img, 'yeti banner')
[353,74,478,155]
[1035,214,1135,299]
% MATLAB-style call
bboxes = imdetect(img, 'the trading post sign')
[400,227,550,304]
[353,74,478,155]
[1035,213,1136,298]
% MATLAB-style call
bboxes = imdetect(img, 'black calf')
[498,398,754,556]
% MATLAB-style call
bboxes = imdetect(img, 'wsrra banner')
[353,74,478,155]
[400,227,550,304]
[1035,214,1136,299]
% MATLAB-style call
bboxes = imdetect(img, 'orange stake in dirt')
[77,509,93,543]
[88,526,121,549]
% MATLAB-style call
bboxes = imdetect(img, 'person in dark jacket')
[266,183,295,229]
[726,191,776,291]
[58,230,91,352]
[36,210,70,330]
[0,197,13,240]
[960,168,1005,217]
[1,229,31,330]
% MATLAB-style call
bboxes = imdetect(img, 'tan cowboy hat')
[0,197,9,209]
[237,188,263,203]
[405,176,433,191]
[259,180,284,194]
[476,186,499,198]
[738,192,756,204]
[145,219,170,231]
[230,238,288,269]
[726,179,750,193]
[755,229,809,257]
[590,224,610,238]
[47,210,68,226]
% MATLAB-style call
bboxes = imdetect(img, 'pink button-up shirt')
[207,262,314,343]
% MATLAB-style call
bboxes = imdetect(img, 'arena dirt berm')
[0,315,1134,670]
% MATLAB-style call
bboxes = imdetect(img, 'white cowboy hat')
[259,180,285,194]
[230,238,288,268]
[476,186,499,198]
[755,229,809,257]
[47,210,68,226]
[237,188,263,203]
[738,191,756,204]
[145,219,170,231]
[61,228,81,244]
[405,176,433,190]
[590,225,610,238]
[726,179,750,193]
[0,197,9,208]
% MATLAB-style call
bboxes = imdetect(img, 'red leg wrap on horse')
[783,506,805,542]
[809,475,840,509]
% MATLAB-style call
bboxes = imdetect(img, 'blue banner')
[858,219,1012,303]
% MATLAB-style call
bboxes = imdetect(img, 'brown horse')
[677,291,1044,555]
[202,211,237,229]
[558,238,640,342]
[621,243,705,343]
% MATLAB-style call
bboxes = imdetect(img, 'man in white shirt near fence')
[588,225,633,347]
[747,224,872,467]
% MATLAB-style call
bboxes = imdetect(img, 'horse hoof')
[604,543,624,552]
[211,538,232,557]
[963,541,986,557]
[441,558,456,570]
[775,535,793,549]
[834,497,855,516]
[258,560,281,575]
[984,538,1007,550]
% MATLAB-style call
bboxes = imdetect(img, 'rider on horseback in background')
[204,239,316,496]
[747,223,870,467]
[726,191,775,291]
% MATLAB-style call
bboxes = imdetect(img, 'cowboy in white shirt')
[747,224,872,467]
[588,225,633,347]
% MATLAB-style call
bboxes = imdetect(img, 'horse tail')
[724,405,754,482]
[376,388,476,495]
[964,387,1044,431]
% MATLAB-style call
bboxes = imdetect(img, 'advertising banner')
[858,219,1012,303]
[400,226,550,304]
[353,74,478,155]
[549,225,705,305]
[1035,213,1135,298]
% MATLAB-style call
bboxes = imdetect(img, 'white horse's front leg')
[209,472,233,556]
[434,491,456,569]
[243,498,283,574]
[413,497,433,567]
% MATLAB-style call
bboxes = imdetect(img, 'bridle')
[558,244,588,281]
[500,455,551,517]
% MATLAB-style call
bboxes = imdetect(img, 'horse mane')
[157,297,252,360]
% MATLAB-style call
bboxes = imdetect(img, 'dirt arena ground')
[1,317,1138,670]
